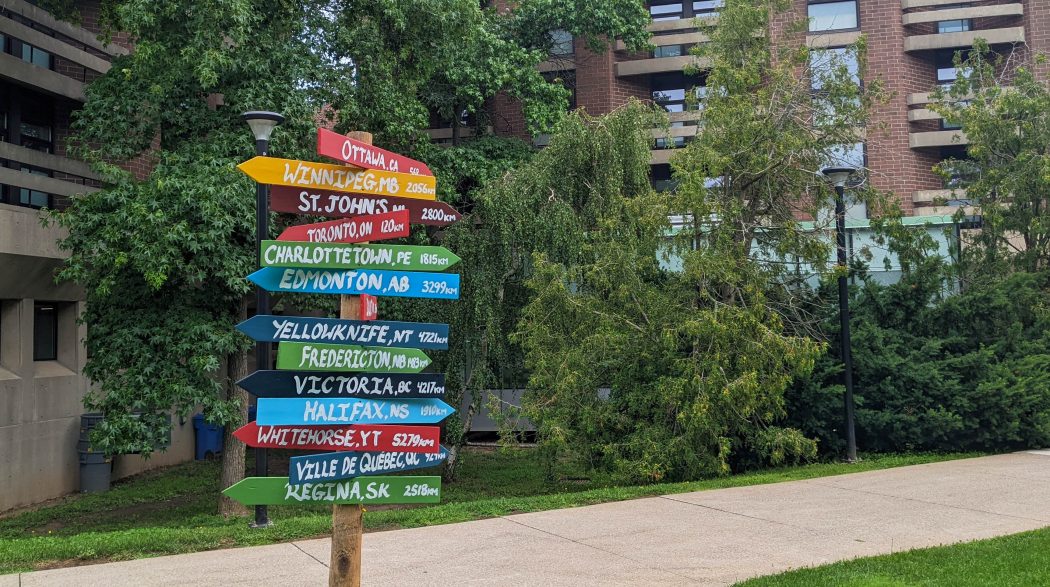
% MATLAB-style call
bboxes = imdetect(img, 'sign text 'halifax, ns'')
[261,240,461,272]
[255,397,455,426]
[233,421,441,453]
[248,267,460,300]
[317,128,433,176]
[237,370,446,399]
[277,209,409,244]
[270,186,461,227]
[288,446,448,484]
[275,342,431,373]
[223,475,441,506]
[237,315,449,350]
[237,156,436,201]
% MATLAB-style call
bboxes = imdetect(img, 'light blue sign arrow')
[247,267,460,300]
[256,397,456,426]
[288,446,449,484]
[236,315,449,349]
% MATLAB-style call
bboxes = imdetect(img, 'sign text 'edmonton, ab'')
[232,422,442,453]
[270,186,461,227]
[288,446,448,484]
[237,315,449,350]
[248,267,460,299]
[255,397,455,426]
[223,475,441,506]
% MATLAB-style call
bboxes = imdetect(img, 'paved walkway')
[8,452,1050,586]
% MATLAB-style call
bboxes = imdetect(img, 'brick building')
[436,0,1047,218]
[0,0,192,512]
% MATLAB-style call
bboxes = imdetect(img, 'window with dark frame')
[807,0,859,33]
[33,302,57,361]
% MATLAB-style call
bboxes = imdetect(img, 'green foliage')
[786,271,1050,454]
[930,41,1050,276]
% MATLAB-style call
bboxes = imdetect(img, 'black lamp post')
[820,165,859,463]
[242,111,284,527]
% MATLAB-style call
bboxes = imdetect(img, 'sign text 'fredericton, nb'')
[275,342,431,373]
[236,315,449,350]
[255,397,455,426]
[248,267,460,299]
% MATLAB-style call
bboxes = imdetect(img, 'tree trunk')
[218,300,250,518]
[443,333,488,481]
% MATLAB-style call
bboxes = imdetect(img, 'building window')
[653,44,684,58]
[938,20,972,34]
[808,1,858,32]
[650,1,684,21]
[33,303,57,361]
[652,72,705,113]
[549,30,574,57]
[18,167,51,208]
[809,47,861,90]
[543,70,576,111]
[20,43,52,69]
[19,120,52,153]
[692,0,723,17]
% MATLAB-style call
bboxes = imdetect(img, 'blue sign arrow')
[237,315,449,350]
[256,397,456,426]
[247,267,460,300]
[288,446,449,484]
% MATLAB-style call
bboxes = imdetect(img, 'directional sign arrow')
[288,446,449,485]
[276,342,431,373]
[277,210,410,244]
[237,370,446,399]
[256,397,456,426]
[222,475,441,506]
[247,267,460,300]
[232,422,441,453]
[271,186,461,227]
[318,128,433,176]
[261,240,461,272]
[237,156,436,201]
[236,316,449,350]
[360,294,378,321]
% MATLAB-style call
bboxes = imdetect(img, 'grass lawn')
[737,525,1050,587]
[0,448,975,574]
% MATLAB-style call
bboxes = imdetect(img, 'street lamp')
[820,165,859,463]
[243,111,284,528]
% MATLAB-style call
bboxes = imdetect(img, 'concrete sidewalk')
[8,452,1050,586]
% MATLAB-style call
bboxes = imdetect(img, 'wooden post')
[329,130,372,587]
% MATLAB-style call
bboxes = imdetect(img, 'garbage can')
[79,412,111,493]
[192,414,224,460]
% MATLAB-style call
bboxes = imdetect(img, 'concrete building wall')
[0,0,192,513]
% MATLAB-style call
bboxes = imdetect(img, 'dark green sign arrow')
[222,475,441,505]
[261,240,460,271]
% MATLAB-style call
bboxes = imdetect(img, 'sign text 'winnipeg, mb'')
[237,156,436,201]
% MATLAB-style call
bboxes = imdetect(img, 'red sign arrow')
[233,422,441,453]
[360,294,378,321]
[271,186,461,227]
[318,128,433,176]
[276,209,410,243]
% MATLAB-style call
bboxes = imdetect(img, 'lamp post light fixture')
[242,111,284,528]
[820,165,859,463]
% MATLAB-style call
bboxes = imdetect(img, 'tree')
[930,41,1050,276]
[512,0,890,480]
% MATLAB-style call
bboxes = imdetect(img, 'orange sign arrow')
[237,156,436,201]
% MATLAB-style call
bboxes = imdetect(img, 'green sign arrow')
[276,342,431,373]
[261,240,461,271]
[222,476,441,505]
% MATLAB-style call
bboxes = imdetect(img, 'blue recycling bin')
[192,414,224,460]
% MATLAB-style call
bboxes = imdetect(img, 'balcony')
[901,0,1024,53]
[904,26,1024,52]
[901,2,1023,26]
[909,129,968,149]
[617,55,710,77]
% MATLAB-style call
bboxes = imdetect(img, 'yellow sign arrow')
[237,156,436,201]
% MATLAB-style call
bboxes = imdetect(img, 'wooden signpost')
[236,315,450,349]
[270,186,461,227]
[232,129,459,587]
[247,267,461,299]
[277,210,410,243]
[261,240,461,271]
[237,156,437,200]
[288,446,449,484]
[232,422,442,453]
[237,370,446,399]
[223,476,442,505]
